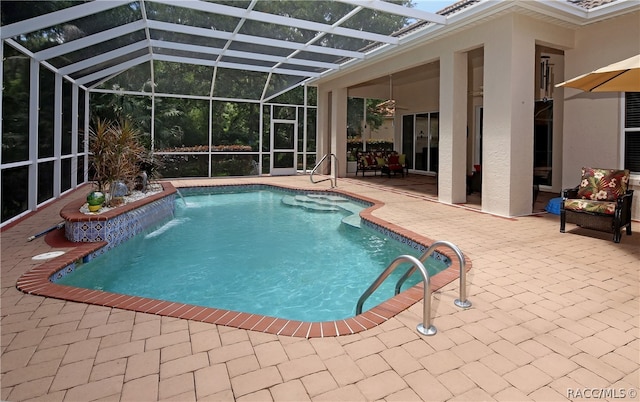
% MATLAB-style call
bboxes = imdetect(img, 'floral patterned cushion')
[564,199,617,215]
[576,167,629,202]
[360,154,376,167]
[357,151,407,171]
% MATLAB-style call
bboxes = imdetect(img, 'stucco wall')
[560,11,640,221]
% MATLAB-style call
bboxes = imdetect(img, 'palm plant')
[89,118,147,205]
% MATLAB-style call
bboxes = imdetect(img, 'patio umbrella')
[555,54,640,92]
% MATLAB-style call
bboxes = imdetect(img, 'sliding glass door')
[402,112,439,173]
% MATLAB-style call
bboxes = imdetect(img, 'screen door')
[270,120,297,175]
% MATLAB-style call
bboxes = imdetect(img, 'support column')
[71,84,79,188]
[53,74,62,198]
[330,87,348,177]
[316,87,331,174]
[438,51,468,204]
[28,59,40,211]
[483,17,535,216]
[83,92,90,183]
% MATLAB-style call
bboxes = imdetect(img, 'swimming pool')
[56,187,450,322]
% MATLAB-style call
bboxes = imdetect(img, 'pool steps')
[281,194,363,228]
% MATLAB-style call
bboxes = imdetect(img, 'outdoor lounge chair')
[560,167,633,243]
[381,153,406,177]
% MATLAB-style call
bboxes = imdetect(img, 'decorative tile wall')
[65,195,175,251]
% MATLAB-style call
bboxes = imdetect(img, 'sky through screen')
[412,0,455,13]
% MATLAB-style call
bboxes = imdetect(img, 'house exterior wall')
[316,5,638,218]
[560,10,640,221]
[393,70,441,148]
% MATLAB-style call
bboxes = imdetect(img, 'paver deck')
[1,175,638,401]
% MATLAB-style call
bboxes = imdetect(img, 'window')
[624,92,640,173]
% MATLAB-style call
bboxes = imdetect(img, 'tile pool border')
[16,181,471,338]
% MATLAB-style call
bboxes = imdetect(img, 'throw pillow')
[363,155,375,166]
[576,167,629,201]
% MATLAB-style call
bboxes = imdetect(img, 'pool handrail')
[356,254,437,336]
[356,240,471,336]
[310,153,338,188]
[395,240,472,309]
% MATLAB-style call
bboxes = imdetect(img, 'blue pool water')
[58,189,449,321]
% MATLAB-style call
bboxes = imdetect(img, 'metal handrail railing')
[356,255,437,336]
[395,240,471,309]
[310,153,338,188]
[356,240,471,336]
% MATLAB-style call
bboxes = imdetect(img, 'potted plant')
[89,118,147,207]
[347,152,358,173]
[346,139,362,174]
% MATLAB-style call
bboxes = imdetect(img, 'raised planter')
[60,182,177,252]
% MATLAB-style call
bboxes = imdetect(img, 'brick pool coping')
[16,181,471,338]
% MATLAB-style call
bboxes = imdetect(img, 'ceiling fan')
[377,75,408,114]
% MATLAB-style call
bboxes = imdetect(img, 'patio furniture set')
[356,151,409,177]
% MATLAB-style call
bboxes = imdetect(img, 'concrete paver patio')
[1,175,638,401]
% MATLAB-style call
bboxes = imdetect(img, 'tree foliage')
[3,0,413,155]
[347,98,386,138]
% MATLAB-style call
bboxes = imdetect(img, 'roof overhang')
[309,0,640,87]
